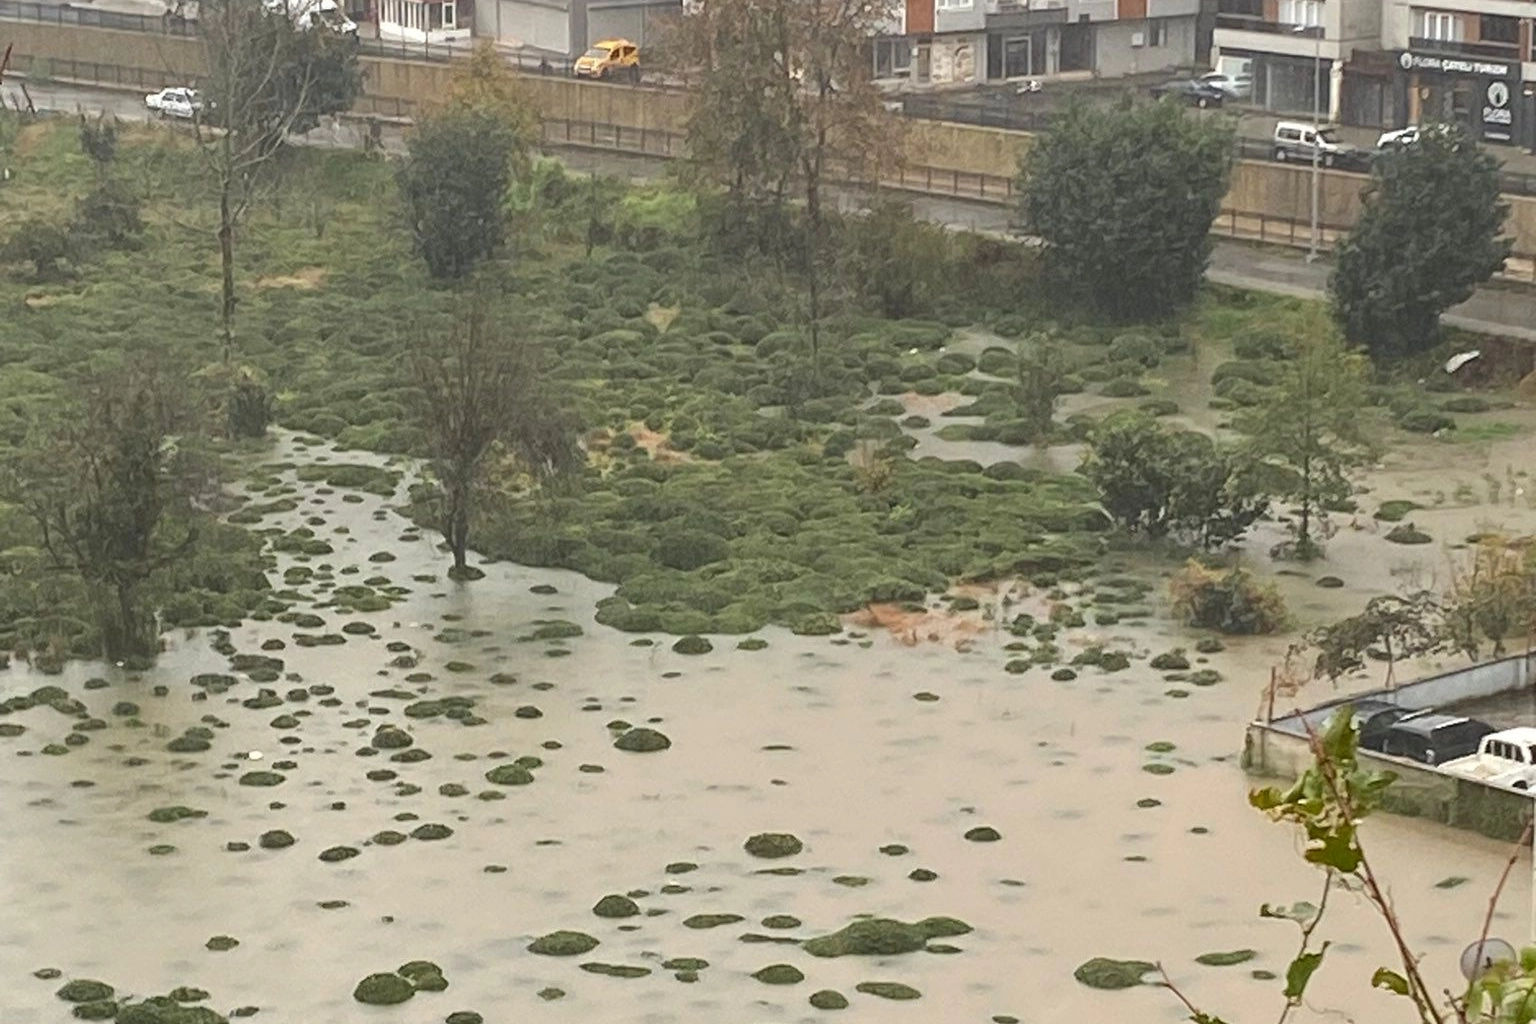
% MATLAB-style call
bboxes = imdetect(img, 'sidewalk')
[1207,244,1536,344]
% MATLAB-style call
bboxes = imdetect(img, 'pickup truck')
[1439,727,1536,791]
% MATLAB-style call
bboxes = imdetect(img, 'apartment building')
[1378,0,1528,144]
[1211,0,1379,119]
[1214,0,1530,141]
[878,0,1203,86]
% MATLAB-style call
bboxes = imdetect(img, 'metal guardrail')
[0,0,195,35]
[7,51,187,90]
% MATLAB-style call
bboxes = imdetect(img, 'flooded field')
[4,422,1536,1024]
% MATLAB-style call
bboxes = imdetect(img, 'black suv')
[1378,712,1495,766]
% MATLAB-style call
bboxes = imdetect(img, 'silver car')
[1200,70,1252,101]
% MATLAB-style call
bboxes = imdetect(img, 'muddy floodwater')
[5,424,1536,1024]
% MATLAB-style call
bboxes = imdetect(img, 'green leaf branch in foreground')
[1168,709,1536,1023]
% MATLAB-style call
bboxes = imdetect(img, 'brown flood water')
[4,414,1536,1024]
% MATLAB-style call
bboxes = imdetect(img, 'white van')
[1272,121,1352,168]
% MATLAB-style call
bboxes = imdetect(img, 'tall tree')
[398,43,538,280]
[1331,125,1509,357]
[1242,313,1373,560]
[665,0,897,369]
[194,0,360,357]
[1020,100,1233,320]
[3,369,203,659]
[410,290,580,579]
[1080,410,1267,548]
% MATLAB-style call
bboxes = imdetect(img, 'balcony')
[986,0,1068,11]
[1406,36,1520,60]
[985,0,1069,28]
[1215,14,1348,59]
[1216,14,1322,37]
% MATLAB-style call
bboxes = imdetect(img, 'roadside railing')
[5,52,187,91]
[0,0,195,35]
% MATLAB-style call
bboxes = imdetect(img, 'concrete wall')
[1264,651,1536,739]
[1244,722,1534,841]
[1338,0,1383,61]
[1068,0,1117,22]
[3,20,207,78]
[588,0,678,50]
[935,0,986,32]
[477,0,569,50]
[1094,16,1197,76]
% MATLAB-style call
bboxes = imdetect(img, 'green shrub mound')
[1073,957,1156,990]
[353,973,414,1005]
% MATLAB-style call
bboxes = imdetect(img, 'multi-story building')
[1377,0,1528,144]
[1211,0,1380,120]
[1213,0,1531,142]
[878,0,1203,87]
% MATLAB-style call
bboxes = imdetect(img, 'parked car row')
[1343,700,1497,769]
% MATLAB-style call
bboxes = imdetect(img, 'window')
[442,0,454,27]
[1417,10,1464,41]
[1146,19,1167,46]
[1480,13,1517,44]
[936,0,973,8]
[1279,0,1320,27]
[873,38,911,78]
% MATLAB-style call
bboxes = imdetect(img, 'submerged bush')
[1167,561,1286,635]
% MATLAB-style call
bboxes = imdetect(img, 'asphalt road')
[7,80,1536,342]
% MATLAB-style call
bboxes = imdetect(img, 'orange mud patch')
[644,303,680,334]
[847,601,989,650]
[253,267,327,290]
[628,425,692,464]
[901,391,967,417]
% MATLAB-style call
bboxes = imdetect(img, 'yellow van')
[574,38,640,81]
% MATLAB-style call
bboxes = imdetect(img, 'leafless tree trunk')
[193,0,320,360]
[410,287,581,580]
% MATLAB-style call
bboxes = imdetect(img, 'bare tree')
[410,289,581,580]
[3,368,204,660]
[665,0,898,374]
[191,0,359,357]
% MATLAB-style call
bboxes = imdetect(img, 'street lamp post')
[1300,20,1322,262]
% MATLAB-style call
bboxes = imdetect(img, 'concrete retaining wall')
[1243,651,1536,842]
[1244,721,1534,841]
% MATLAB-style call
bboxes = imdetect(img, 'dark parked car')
[1150,79,1225,109]
[1379,712,1496,766]
[1323,699,1408,752]
[1358,705,1411,753]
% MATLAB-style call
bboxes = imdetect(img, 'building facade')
[1211,0,1381,120]
[473,0,679,56]
[1377,0,1530,144]
[879,0,1202,87]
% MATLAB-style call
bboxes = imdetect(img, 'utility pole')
[1303,20,1322,262]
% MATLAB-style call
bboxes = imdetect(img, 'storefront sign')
[1397,50,1514,80]
[1483,79,1513,141]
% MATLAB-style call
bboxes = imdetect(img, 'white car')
[1200,70,1252,100]
[1439,727,1536,792]
[1375,123,1453,150]
[145,87,204,120]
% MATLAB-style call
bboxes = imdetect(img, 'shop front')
[1395,50,1519,145]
